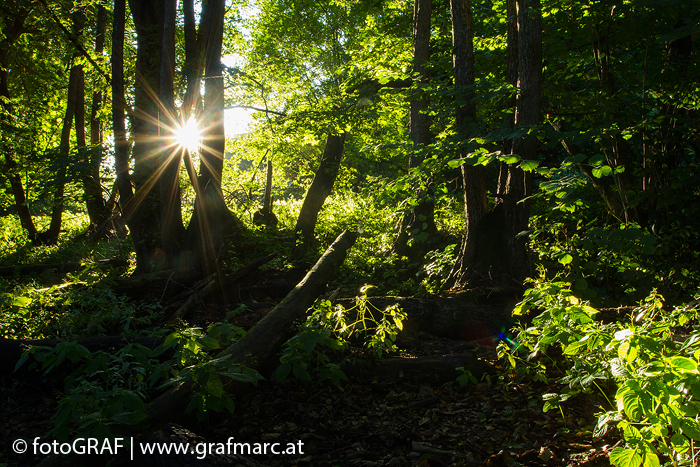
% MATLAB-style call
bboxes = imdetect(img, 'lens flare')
[174,117,201,153]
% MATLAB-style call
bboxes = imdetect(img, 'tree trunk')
[47,56,80,244]
[145,230,358,426]
[111,0,136,237]
[158,0,186,258]
[292,133,346,258]
[503,0,542,282]
[497,0,518,199]
[0,10,39,242]
[85,4,111,238]
[128,0,165,272]
[182,0,202,118]
[395,0,437,258]
[446,0,490,289]
[186,0,240,276]
[253,160,278,226]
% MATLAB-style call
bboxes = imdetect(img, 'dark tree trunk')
[592,26,637,223]
[292,133,346,258]
[497,0,518,199]
[85,4,111,237]
[186,0,239,275]
[112,0,135,221]
[253,160,278,226]
[182,0,202,118]
[503,0,543,282]
[395,0,437,258]
[158,0,186,258]
[0,9,39,241]
[128,0,165,272]
[446,0,490,289]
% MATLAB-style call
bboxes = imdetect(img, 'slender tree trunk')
[396,0,437,257]
[497,0,518,199]
[112,0,138,254]
[85,4,111,237]
[47,57,80,243]
[182,0,202,119]
[592,26,636,223]
[293,133,346,258]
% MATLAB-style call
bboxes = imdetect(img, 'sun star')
[174,117,201,153]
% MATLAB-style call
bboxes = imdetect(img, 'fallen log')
[0,258,128,277]
[166,252,278,323]
[1,335,166,374]
[144,230,358,426]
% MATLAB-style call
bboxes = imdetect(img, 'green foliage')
[510,279,700,467]
[274,287,406,384]
[455,366,478,387]
[0,282,159,339]
[16,342,166,441]
[158,321,262,421]
[16,318,258,435]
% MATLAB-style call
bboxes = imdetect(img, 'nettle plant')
[507,279,700,467]
[273,286,406,384]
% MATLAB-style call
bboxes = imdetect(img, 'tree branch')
[224,105,286,117]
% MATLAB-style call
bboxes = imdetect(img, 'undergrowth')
[507,278,700,467]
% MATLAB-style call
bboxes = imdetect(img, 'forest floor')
[0,266,621,467]
[1,335,619,467]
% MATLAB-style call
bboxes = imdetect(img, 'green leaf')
[206,375,224,398]
[609,447,642,467]
[111,410,147,425]
[520,160,539,172]
[669,356,697,372]
[500,154,520,164]
[641,450,659,467]
[272,363,291,382]
[559,254,573,265]
[592,165,613,178]
[11,296,31,307]
[681,419,700,441]
[670,433,690,453]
